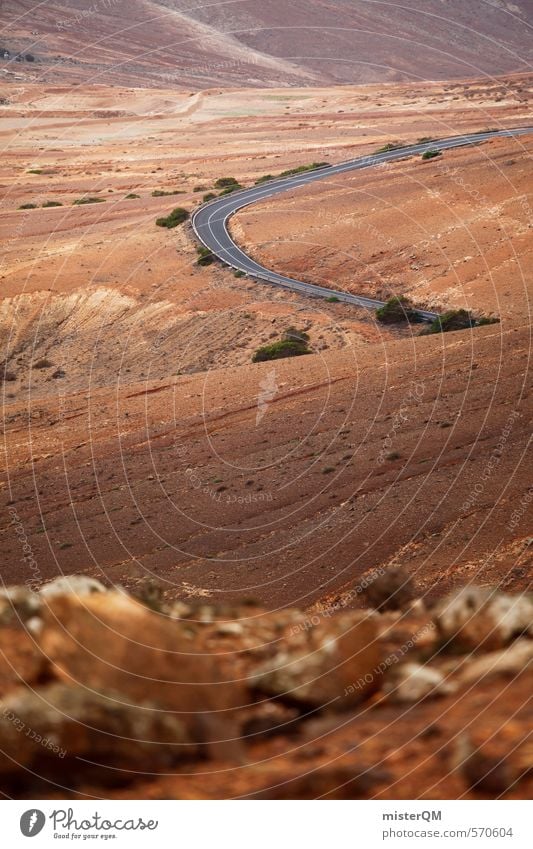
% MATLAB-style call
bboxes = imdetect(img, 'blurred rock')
[251,612,381,710]
[39,592,244,757]
[458,640,533,685]
[384,662,456,703]
[0,683,194,778]
[40,575,107,598]
[0,626,45,697]
[361,566,416,612]
[436,587,533,652]
[0,586,41,625]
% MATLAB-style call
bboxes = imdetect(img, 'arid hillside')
[0,74,531,609]
[0,68,531,802]
[2,0,533,88]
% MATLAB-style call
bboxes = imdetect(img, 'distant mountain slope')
[2,0,532,87]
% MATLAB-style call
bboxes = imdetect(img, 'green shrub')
[215,177,239,189]
[279,162,329,178]
[255,174,275,185]
[27,168,43,174]
[284,327,310,343]
[203,192,217,202]
[19,202,37,209]
[73,196,105,205]
[155,207,189,229]
[218,184,242,195]
[326,295,340,303]
[152,189,183,197]
[125,193,140,199]
[252,337,311,363]
[477,316,500,326]
[234,270,245,278]
[34,357,53,369]
[193,185,208,192]
[376,296,420,324]
[196,246,214,266]
[421,309,476,335]
[374,142,405,154]
[421,149,442,161]
[42,200,62,207]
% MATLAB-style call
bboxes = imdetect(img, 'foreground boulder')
[436,587,533,652]
[251,612,382,710]
[0,683,194,778]
[39,591,244,755]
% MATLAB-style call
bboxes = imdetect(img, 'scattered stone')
[452,733,516,795]
[0,586,41,625]
[251,612,382,710]
[384,662,456,703]
[457,640,533,685]
[0,683,194,779]
[436,587,533,652]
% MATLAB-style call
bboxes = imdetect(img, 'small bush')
[421,149,442,161]
[73,196,105,205]
[234,270,245,278]
[34,358,53,369]
[218,184,242,195]
[374,142,405,154]
[193,185,208,192]
[326,295,340,303]
[255,174,275,185]
[42,200,62,207]
[477,316,500,326]
[19,203,37,209]
[196,246,214,266]
[376,296,420,324]
[252,338,311,363]
[421,309,476,335]
[203,192,217,202]
[215,177,239,189]
[155,207,189,229]
[284,327,310,344]
[152,189,183,197]
[125,193,140,199]
[27,168,43,174]
[361,566,415,611]
[279,161,329,178]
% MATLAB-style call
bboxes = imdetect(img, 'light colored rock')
[384,662,456,703]
[40,575,107,598]
[251,612,382,710]
[0,586,41,625]
[435,587,533,652]
[457,640,533,685]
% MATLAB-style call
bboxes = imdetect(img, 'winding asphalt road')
[192,129,532,322]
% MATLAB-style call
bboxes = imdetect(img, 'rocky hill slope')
[2,0,533,87]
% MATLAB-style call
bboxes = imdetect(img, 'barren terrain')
[2,1,533,87]
[0,71,531,800]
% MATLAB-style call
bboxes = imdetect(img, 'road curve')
[192,128,533,322]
